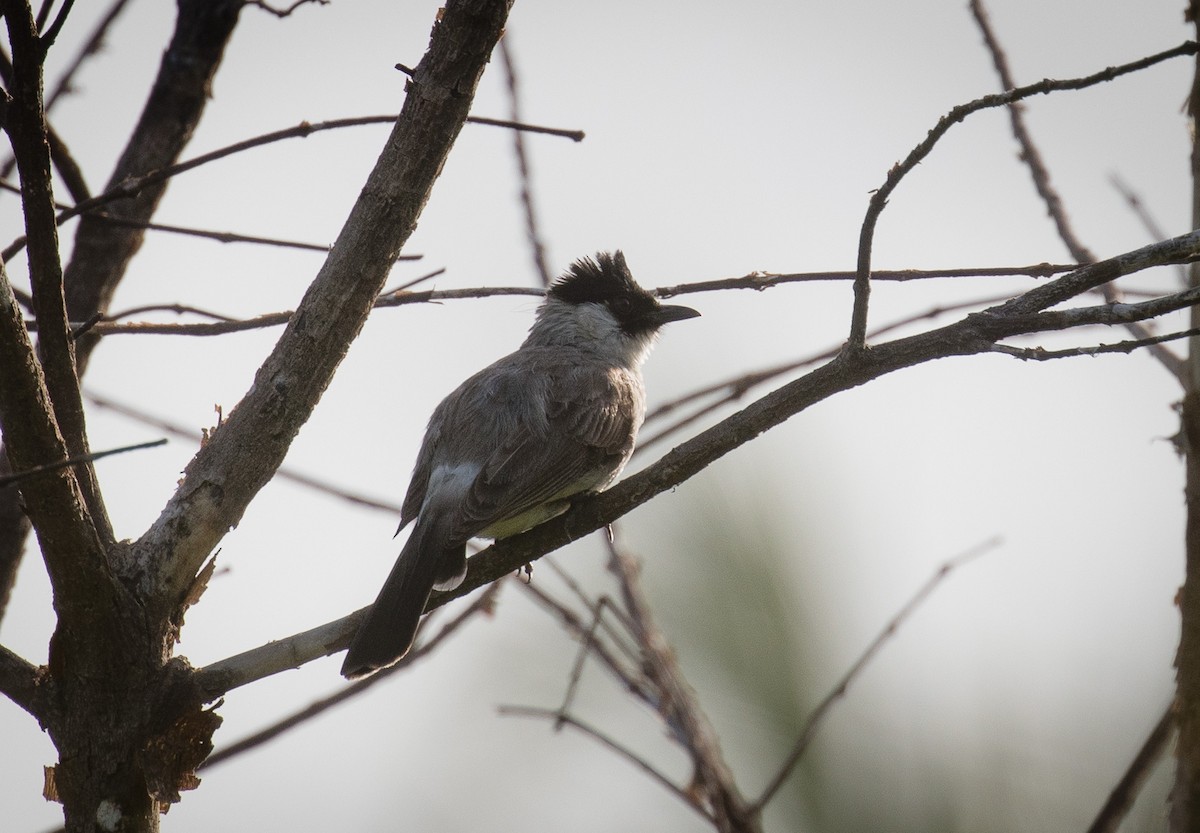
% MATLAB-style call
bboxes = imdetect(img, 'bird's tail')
[341,521,465,679]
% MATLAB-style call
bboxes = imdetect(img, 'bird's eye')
[610,297,632,315]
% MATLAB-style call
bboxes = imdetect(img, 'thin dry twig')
[605,533,756,831]
[993,327,1200,361]
[751,536,1000,812]
[1,111,585,262]
[29,265,1075,340]
[968,0,1184,382]
[637,291,1024,454]
[847,38,1198,349]
[0,438,166,488]
[498,705,711,819]
[656,263,1076,299]
[87,212,365,255]
[499,37,552,286]
[245,0,329,17]
[1111,173,1186,285]
[84,391,403,514]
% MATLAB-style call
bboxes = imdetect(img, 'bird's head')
[527,251,700,366]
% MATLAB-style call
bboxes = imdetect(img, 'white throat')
[523,298,657,369]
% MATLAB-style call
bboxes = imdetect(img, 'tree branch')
[199,583,497,768]
[1089,705,1175,833]
[190,232,1200,698]
[968,0,1185,382]
[2,0,113,546]
[130,0,515,617]
[847,39,1198,348]
[0,641,41,719]
[0,0,243,630]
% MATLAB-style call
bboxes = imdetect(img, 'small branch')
[654,263,1076,299]
[606,533,756,832]
[87,212,374,255]
[44,0,132,111]
[751,536,999,812]
[968,0,1184,382]
[84,391,403,514]
[103,303,236,323]
[0,642,41,719]
[499,37,552,286]
[0,437,166,488]
[518,578,645,702]
[1,112,585,262]
[847,38,1198,348]
[638,291,1024,454]
[2,0,112,541]
[200,584,497,769]
[245,0,329,17]
[38,285,544,338]
[25,263,1087,340]
[40,0,77,47]
[1088,705,1175,833]
[1112,171,1189,289]
[465,115,585,142]
[498,705,713,821]
[194,611,360,698]
[969,0,1094,263]
[992,327,1200,362]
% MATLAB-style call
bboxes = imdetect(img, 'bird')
[340,251,700,678]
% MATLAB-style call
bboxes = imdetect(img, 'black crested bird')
[341,251,699,678]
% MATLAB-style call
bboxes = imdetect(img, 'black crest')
[550,251,644,305]
[547,251,700,337]
[550,251,662,335]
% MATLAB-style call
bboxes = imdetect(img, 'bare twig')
[465,115,585,142]
[1088,705,1175,833]
[654,263,1076,299]
[499,37,551,286]
[1,112,587,263]
[0,642,41,719]
[0,438,166,488]
[84,391,403,514]
[638,292,1024,454]
[992,327,1200,362]
[751,536,1000,812]
[968,0,1184,382]
[245,0,329,17]
[606,533,756,832]
[40,0,77,47]
[87,212,367,255]
[847,38,1198,349]
[1111,173,1186,285]
[498,705,711,819]
[46,285,543,337]
[517,578,644,701]
[27,264,1082,340]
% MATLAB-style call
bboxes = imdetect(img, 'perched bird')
[341,251,699,678]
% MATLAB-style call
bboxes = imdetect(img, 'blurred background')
[0,0,1191,830]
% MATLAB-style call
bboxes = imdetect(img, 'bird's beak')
[652,303,701,325]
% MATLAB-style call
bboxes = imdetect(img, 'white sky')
[0,0,1193,830]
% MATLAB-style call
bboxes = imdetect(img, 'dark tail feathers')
[341,523,465,679]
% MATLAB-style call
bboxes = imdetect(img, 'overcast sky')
[1,1,1194,831]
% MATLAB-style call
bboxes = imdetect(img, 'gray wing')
[444,350,643,541]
